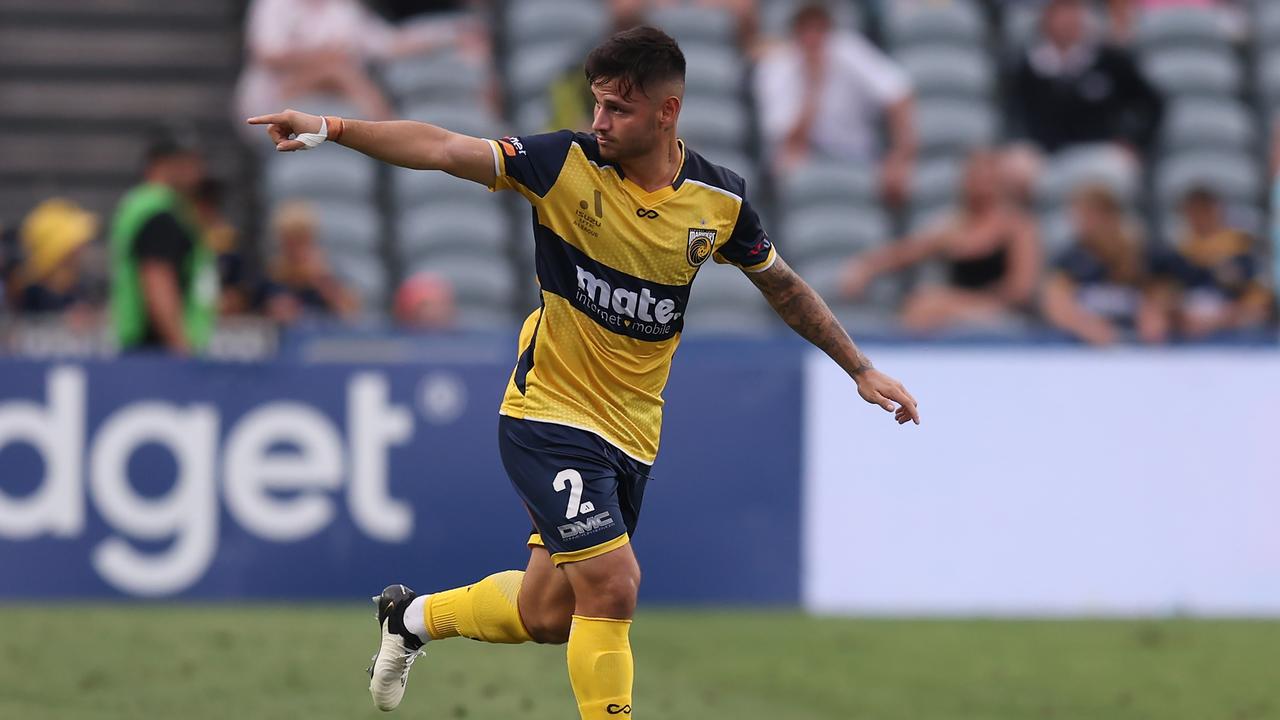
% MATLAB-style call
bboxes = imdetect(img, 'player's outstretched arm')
[246,109,496,186]
[747,256,920,425]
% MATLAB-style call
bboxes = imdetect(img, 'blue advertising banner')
[0,340,802,603]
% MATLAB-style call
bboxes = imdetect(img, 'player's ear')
[660,95,681,129]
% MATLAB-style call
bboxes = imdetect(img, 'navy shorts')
[498,415,651,566]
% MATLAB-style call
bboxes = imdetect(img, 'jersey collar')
[618,139,687,206]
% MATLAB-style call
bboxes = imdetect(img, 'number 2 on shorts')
[553,469,585,519]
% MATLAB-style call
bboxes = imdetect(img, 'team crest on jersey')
[686,228,716,267]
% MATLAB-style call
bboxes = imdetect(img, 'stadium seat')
[453,304,517,329]
[897,47,994,99]
[264,151,376,202]
[797,258,903,312]
[308,201,381,253]
[410,254,517,308]
[393,165,495,213]
[399,101,500,140]
[1135,6,1232,52]
[1038,208,1077,258]
[693,148,757,195]
[506,43,581,104]
[1256,50,1280,106]
[1260,2,1280,43]
[505,0,605,49]
[1142,48,1242,97]
[648,4,735,47]
[383,53,487,104]
[779,161,878,210]
[678,98,749,154]
[690,262,767,309]
[1155,151,1262,208]
[909,156,965,209]
[515,98,552,135]
[760,0,861,38]
[886,0,984,49]
[327,249,387,308]
[396,203,508,261]
[1035,144,1140,208]
[681,306,777,336]
[682,46,744,95]
[905,203,955,235]
[915,99,997,154]
[782,206,890,263]
[1162,98,1256,153]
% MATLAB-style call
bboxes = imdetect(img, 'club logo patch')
[686,228,716,267]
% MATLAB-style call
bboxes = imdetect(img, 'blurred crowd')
[2,0,1277,355]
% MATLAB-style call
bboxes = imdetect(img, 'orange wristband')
[325,115,345,144]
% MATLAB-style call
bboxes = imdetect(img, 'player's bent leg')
[560,542,640,719]
[517,542,576,644]
[366,568,538,712]
[367,583,427,712]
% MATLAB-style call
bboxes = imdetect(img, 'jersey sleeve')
[485,130,577,201]
[714,196,777,272]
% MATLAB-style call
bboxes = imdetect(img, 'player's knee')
[524,610,572,645]
[588,566,641,618]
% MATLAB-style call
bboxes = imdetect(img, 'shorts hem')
[550,533,630,566]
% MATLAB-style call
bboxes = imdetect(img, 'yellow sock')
[566,615,634,719]
[423,570,533,644]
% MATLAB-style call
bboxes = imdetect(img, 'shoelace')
[397,647,425,686]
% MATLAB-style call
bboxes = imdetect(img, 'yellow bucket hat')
[20,198,98,283]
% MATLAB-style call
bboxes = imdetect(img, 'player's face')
[590,79,662,161]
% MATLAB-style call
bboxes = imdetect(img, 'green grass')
[1,606,1277,719]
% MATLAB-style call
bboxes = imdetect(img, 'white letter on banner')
[347,374,413,541]
[0,366,85,538]
[224,403,343,541]
[89,402,219,596]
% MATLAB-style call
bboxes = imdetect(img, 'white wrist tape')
[295,116,328,150]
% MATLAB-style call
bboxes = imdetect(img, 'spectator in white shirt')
[755,2,916,205]
[235,0,475,139]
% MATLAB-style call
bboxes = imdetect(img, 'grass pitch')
[1,606,1276,719]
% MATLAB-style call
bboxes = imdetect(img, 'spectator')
[235,0,477,138]
[13,199,98,320]
[1041,185,1163,345]
[1147,187,1272,338]
[1007,0,1164,157]
[1107,0,1247,45]
[257,201,360,324]
[839,150,1041,332]
[394,271,457,331]
[548,0,649,132]
[755,1,916,205]
[193,178,250,316]
[109,132,218,355]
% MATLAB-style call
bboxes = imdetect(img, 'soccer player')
[248,25,919,719]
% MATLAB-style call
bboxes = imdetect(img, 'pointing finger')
[246,113,285,125]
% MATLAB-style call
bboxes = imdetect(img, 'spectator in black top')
[193,177,250,316]
[1007,0,1164,156]
[256,201,360,324]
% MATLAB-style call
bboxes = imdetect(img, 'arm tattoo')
[747,257,874,377]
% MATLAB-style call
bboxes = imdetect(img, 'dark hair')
[791,2,834,30]
[144,125,201,166]
[584,25,685,100]
[1182,185,1220,206]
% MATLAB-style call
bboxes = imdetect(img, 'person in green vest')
[109,132,218,355]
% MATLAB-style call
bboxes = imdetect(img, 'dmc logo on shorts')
[557,511,615,539]
[607,703,632,714]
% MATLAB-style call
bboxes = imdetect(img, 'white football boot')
[367,583,426,711]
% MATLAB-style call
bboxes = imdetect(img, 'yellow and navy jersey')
[1153,229,1270,303]
[485,130,776,464]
